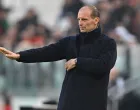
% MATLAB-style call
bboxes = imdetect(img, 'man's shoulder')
[97,34,116,48]
[61,35,78,42]
[101,34,114,40]
[61,35,77,40]
[57,35,77,45]
[100,34,116,43]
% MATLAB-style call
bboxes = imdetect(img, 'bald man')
[0,6,117,110]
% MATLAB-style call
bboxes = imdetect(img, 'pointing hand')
[0,47,20,60]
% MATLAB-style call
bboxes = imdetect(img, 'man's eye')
[77,19,87,21]
[82,19,87,21]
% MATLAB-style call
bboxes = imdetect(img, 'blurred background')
[0,0,139,110]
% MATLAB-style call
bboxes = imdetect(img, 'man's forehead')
[78,7,92,17]
[79,6,91,12]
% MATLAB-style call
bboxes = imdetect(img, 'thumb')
[5,53,20,60]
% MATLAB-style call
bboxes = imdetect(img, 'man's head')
[77,6,100,32]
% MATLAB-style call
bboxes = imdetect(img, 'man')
[0,6,117,110]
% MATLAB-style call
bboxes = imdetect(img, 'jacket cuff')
[15,52,22,62]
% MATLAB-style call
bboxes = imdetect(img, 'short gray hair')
[87,5,100,18]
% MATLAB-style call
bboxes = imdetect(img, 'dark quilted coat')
[17,27,117,110]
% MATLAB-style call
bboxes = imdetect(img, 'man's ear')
[94,17,100,25]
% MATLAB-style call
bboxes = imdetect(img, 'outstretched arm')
[0,37,70,63]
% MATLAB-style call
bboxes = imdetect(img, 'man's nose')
[79,20,83,26]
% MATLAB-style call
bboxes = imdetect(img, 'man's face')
[77,7,99,32]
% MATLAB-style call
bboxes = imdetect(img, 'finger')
[66,64,69,71]
[67,66,72,71]
[3,49,13,54]
[67,67,71,71]
[65,61,69,68]
[67,67,70,71]
[67,68,70,71]
[67,65,72,71]
[0,48,12,54]
[5,54,15,60]
[0,49,8,54]
[68,64,76,71]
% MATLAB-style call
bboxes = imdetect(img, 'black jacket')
[17,27,117,110]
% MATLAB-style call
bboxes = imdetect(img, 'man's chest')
[66,39,104,60]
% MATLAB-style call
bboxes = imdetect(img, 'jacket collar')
[78,26,102,44]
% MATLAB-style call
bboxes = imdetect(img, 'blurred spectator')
[110,67,119,82]
[61,0,84,17]
[2,91,12,110]
[95,0,138,45]
[127,9,140,43]
[36,23,51,42]
[65,14,79,36]
[96,1,112,33]
[15,24,45,51]
[102,0,134,31]
[96,0,112,12]
[17,8,38,37]
[0,5,10,38]
[2,26,18,49]
[37,24,51,37]
[114,24,137,44]
[50,30,64,43]
[81,0,98,5]
[56,13,78,36]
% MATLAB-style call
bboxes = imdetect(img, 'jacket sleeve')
[16,37,70,63]
[76,39,117,73]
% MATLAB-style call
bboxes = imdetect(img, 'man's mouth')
[80,27,85,29]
